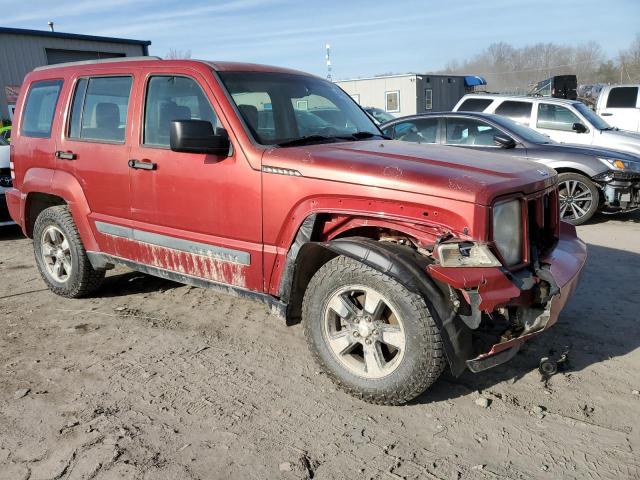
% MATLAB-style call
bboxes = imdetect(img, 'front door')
[534,102,593,145]
[127,70,263,291]
[56,73,135,253]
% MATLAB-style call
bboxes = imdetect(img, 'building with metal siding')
[337,73,484,117]
[0,27,151,121]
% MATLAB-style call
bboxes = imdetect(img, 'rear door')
[126,67,263,291]
[56,72,134,253]
[382,117,440,144]
[599,86,640,132]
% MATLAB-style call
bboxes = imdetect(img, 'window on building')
[68,76,132,142]
[536,103,582,131]
[457,98,493,112]
[494,100,533,125]
[144,76,218,147]
[21,80,63,138]
[425,89,433,110]
[606,87,638,108]
[445,118,499,146]
[385,90,400,112]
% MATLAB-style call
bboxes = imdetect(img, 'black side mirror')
[572,122,587,133]
[170,120,230,156]
[493,134,516,149]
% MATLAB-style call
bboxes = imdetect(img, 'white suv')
[453,94,640,155]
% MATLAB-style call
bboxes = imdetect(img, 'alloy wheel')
[41,225,72,283]
[559,179,593,222]
[322,285,406,379]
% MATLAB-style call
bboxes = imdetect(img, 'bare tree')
[165,49,192,60]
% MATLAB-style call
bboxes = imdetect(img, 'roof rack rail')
[34,56,162,71]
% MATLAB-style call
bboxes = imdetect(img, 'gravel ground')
[1,211,639,480]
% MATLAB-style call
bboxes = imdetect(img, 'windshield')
[218,71,380,146]
[493,115,556,144]
[574,102,611,130]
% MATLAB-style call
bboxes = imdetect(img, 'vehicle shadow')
[413,242,640,404]
[99,270,182,298]
[586,209,640,225]
[0,224,25,241]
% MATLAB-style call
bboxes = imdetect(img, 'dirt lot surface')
[1,212,639,480]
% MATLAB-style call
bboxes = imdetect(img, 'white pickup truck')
[595,85,640,132]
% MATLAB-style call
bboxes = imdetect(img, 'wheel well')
[285,226,421,325]
[25,193,66,237]
[555,167,590,178]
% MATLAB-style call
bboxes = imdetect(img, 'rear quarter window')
[20,80,63,138]
[606,87,638,108]
[494,100,532,126]
[457,98,493,112]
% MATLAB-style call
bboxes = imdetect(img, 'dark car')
[381,112,640,225]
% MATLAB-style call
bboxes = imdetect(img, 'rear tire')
[557,172,599,225]
[33,205,105,298]
[302,255,445,405]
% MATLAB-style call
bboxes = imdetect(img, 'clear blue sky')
[2,0,639,79]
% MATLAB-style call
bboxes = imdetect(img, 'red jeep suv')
[6,58,586,404]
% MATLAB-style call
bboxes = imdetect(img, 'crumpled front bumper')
[429,222,587,373]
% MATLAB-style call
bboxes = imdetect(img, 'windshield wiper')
[276,135,338,147]
[335,131,388,141]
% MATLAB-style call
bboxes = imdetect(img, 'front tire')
[33,205,105,298]
[302,255,445,405]
[558,172,599,225]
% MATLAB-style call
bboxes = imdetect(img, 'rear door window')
[536,103,581,131]
[445,118,499,146]
[606,87,638,108]
[457,98,493,112]
[69,76,133,143]
[494,100,532,125]
[388,118,438,143]
[21,80,63,138]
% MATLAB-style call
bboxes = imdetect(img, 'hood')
[263,141,556,205]
[549,143,640,163]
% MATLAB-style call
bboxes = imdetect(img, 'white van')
[595,85,640,132]
[453,94,640,155]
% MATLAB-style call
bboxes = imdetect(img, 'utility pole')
[326,44,332,81]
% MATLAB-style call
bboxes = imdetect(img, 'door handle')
[128,159,157,170]
[601,113,613,116]
[55,151,76,160]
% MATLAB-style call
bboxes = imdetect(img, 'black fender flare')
[284,235,472,376]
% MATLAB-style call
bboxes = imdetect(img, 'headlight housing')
[598,157,640,173]
[492,199,523,267]
[436,242,501,267]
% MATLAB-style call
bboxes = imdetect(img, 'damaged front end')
[428,188,587,374]
[592,168,640,214]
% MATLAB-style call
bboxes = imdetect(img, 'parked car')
[7,58,586,405]
[364,107,395,124]
[0,136,14,226]
[595,85,640,132]
[380,112,640,225]
[453,94,640,155]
